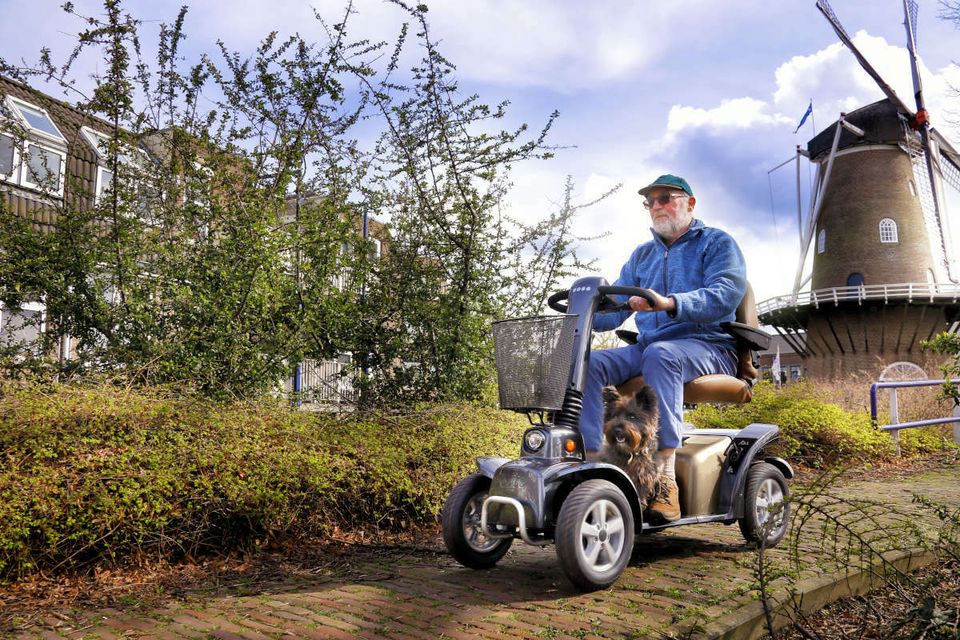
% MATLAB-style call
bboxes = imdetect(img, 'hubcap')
[578,499,626,573]
[463,493,500,552]
[755,478,786,539]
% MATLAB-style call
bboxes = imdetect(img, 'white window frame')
[0,132,20,183]
[879,218,898,243]
[19,141,66,197]
[817,228,826,254]
[6,95,66,144]
[371,238,382,259]
[81,126,148,206]
[95,165,115,204]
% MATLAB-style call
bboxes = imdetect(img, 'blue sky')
[3,0,960,302]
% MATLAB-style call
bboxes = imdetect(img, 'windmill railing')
[757,282,960,315]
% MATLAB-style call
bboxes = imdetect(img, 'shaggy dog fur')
[598,385,660,507]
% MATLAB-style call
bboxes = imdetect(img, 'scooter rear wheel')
[739,462,790,547]
[555,479,635,591]
[442,473,512,569]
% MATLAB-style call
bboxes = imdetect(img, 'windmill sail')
[815,0,913,116]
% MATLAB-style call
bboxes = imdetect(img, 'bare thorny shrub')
[747,466,959,639]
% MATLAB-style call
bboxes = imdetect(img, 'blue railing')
[869,379,960,454]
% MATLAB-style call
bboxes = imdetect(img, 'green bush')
[687,381,902,466]
[0,382,526,580]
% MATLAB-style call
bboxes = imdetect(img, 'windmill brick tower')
[757,0,960,379]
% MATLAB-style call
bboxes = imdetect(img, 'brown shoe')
[647,478,681,523]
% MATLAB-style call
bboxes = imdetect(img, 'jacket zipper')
[658,247,669,327]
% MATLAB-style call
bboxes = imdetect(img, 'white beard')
[652,208,693,240]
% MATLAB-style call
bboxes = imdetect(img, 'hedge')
[687,381,956,466]
[0,383,527,580]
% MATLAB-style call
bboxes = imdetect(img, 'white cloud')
[666,97,792,138]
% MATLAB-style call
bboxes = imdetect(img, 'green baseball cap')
[638,174,693,197]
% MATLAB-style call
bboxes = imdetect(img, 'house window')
[20,143,65,195]
[1,96,67,197]
[817,228,826,254]
[0,133,17,180]
[879,218,898,243]
[7,96,65,142]
[80,126,146,205]
[0,302,45,349]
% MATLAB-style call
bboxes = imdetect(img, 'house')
[0,75,123,358]
[0,75,386,405]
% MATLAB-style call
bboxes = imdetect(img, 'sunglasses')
[642,193,687,209]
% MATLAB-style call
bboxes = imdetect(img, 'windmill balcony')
[758,282,960,315]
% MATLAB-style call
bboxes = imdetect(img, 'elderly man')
[581,174,746,523]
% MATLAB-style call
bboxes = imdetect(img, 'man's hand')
[628,290,676,314]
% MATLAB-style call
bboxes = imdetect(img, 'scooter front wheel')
[739,462,790,547]
[555,479,635,591]
[442,473,512,569]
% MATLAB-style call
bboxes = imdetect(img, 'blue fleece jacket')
[593,219,747,349]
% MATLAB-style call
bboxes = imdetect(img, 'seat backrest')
[734,283,759,382]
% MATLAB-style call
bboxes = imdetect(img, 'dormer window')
[7,96,65,142]
[80,126,148,205]
[1,95,67,197]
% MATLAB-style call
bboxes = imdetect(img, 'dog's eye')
[627,413,637,419]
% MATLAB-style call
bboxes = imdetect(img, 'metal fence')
[290,357,357,406]
[869,379,960,454]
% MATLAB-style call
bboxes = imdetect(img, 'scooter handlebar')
[546,286,658,314]
[597,285,658,309]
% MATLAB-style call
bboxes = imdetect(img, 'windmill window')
[879,218,898,243]
[817,228,825,254]
[907,179,917,197]
[6,96,65,142]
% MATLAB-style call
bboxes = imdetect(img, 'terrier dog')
[599,385,660,507]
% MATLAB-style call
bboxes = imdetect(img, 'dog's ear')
[602,385,620,406]
[634,385,658,413]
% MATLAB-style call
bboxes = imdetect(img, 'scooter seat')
[616,373,752,405]
[682,374,752,404]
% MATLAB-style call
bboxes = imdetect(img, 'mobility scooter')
[441,277,793,591]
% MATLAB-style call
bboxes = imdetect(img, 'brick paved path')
[12,466,959,640]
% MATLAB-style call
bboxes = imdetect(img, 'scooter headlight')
[524,429,546,452]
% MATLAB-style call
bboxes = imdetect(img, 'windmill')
[758,0,960,379]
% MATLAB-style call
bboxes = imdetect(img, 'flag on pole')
[771,344,782,386]
[793,100,813,134]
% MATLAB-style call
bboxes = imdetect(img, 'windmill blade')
[930,128,960,193]
[816,0,915,117]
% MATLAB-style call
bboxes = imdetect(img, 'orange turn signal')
[565,439,576,453]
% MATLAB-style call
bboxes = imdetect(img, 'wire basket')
[492,314,578,411]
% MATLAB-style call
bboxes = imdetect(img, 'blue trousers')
[578,339,737,451]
